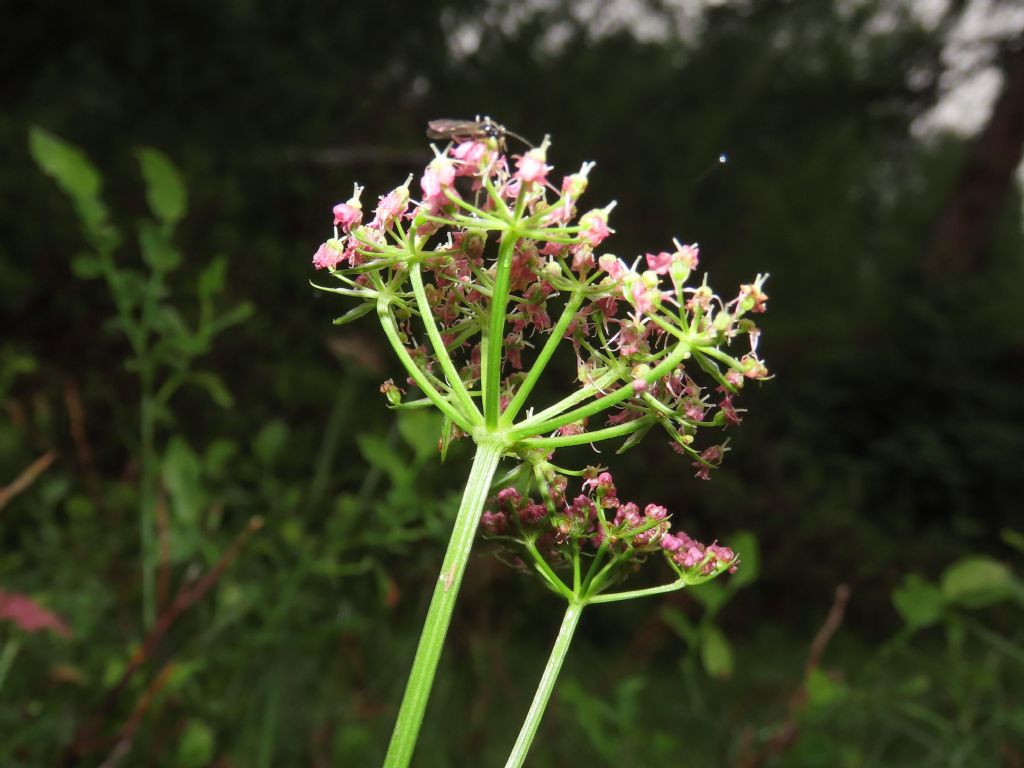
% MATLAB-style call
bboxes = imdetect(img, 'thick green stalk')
[383,440,504,768]
[503,602,585,768]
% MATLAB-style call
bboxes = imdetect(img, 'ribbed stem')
[382,441,503,768]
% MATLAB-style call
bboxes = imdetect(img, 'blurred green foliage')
[2,0,1023,765]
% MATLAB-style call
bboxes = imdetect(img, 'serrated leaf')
[138,219,182,273]
[136,147,187,226]
[333,302,376,326]
[941,556,1016,609]
[699,623,734,679]
[891,573,943,629]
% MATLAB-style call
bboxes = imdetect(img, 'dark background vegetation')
[2,0,1022,765]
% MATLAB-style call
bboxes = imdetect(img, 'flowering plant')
[312,120,769,767]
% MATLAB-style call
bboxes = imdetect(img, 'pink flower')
[372,176,412,230]
[579,208,613,246]
[452,141,494,174]
[312,240,344,270]
[520,502,548,526]
[332,184,364,231]
[0,590,71,638]
[481,510,507,535]
[421,157,456,206]
[646,251,672,274]
[514,148,551,184]
[644,503,669,521]
[571,246,595,275]
[661,533,685,552]
[560,161,594,202]
[598,255,627,282]
[496,487,522,509]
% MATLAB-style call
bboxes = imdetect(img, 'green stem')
[383,440,504,768]
[139,375,157,630]
[483,232,518,428]
[502,291,584,426]
[503,602,585,768]
[376,298,474,433]
[587,579,686,604]
[508,336,692,440]
[409,263,481,422]
[518,416,656,450]
[512,370,619,432]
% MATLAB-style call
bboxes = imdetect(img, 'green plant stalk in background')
[29,127,253,631]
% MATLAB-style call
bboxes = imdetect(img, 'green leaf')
[29,127,114,245]
[204,439,238,477]
[162,436,204,528]
[253,420,288,466]
[198,255,228,302]
[210,301,255,334]
[176,720,215,768]
[805,667,847,708]
[942,556,1017,609]
[689,580,729,614]
[357,433,408,484]
[333,302,376,326]
[188,371,234,408]
[439,414,454,462]
[726,530,759,590]
[138,219,183,273]
[660,606,697,645]
[397,410,441,463]
[70,253,103,279]
[699,623,734,679]
[615,419,653,453]
[1001,528,1024,557]
[136,147,187,226]
[891,573,944,629]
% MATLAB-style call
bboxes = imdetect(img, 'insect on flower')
[426,116,532,151]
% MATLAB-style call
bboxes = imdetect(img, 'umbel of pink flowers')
[312,131,768,484]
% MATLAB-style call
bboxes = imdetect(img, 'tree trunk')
[929,37,1024,276]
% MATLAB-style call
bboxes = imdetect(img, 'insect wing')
[426,119,485,141]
